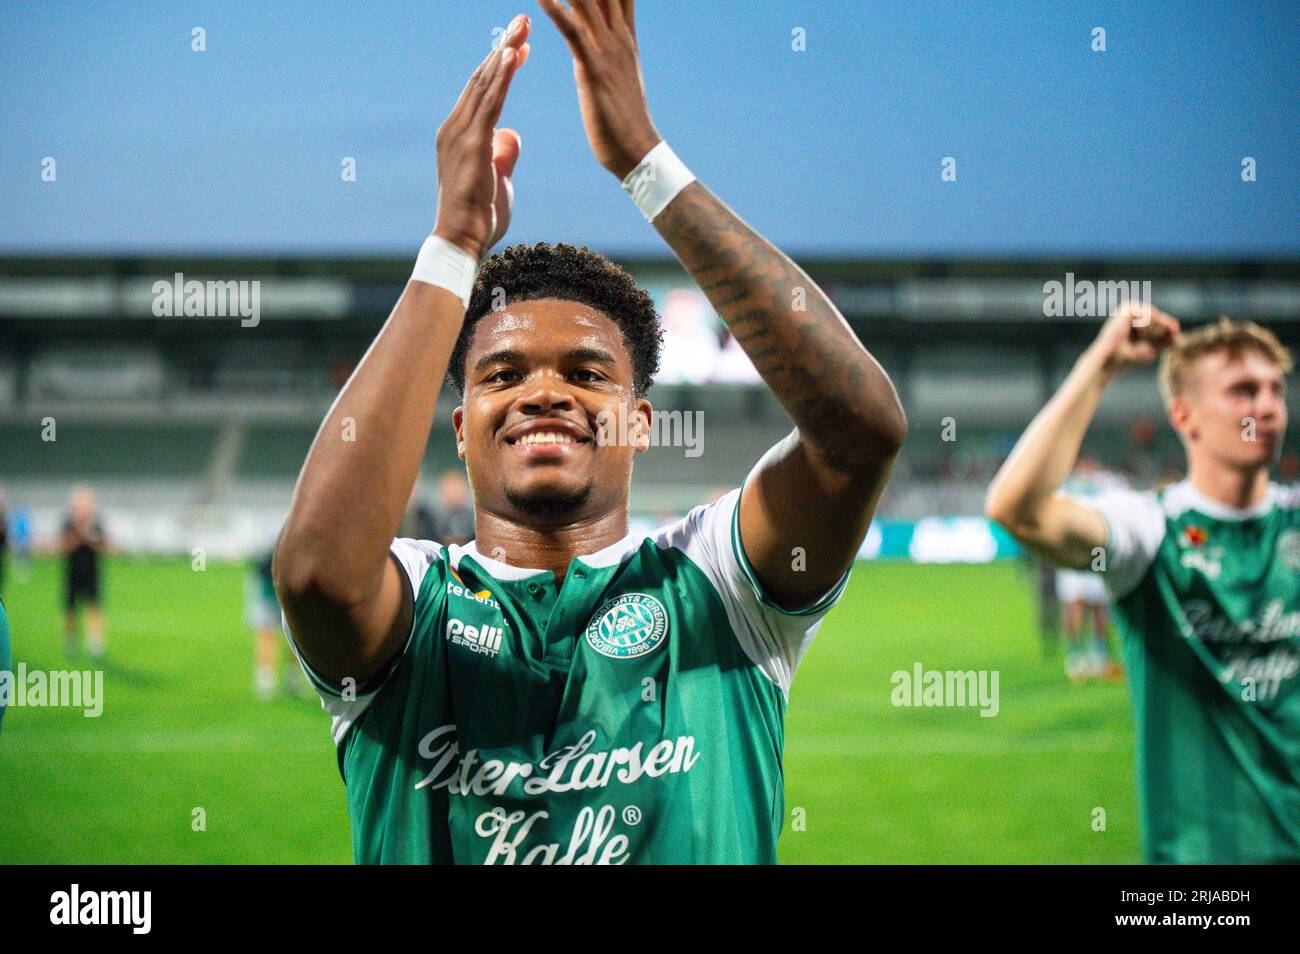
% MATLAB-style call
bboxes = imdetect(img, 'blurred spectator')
[399,477,437,540]
[713,330,762,385]
[657,288,720,385]
[432,470,475,547]
[1125,413,1162,488]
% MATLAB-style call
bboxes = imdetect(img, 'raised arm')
[654,186,906,607]
[273,19,530,684]
[985,302,1180,568]
[540,0,907,608]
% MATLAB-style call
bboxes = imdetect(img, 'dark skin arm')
[655,183,906,604]
[541,0,906,606]
[273,19,532,684]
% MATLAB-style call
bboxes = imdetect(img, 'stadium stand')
[2,256,1296,557]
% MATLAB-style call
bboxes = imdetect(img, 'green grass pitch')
[0,556,1141,864]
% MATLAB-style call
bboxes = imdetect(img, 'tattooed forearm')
[653,181,907,472]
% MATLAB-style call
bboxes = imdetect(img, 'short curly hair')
[446,242,663,398]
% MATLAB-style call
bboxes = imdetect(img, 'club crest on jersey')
[1277,529,1300,573]
[1182,526,1208,548]
[584,593,668,660]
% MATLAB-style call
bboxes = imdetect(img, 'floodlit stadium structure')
[2,256,1296,558]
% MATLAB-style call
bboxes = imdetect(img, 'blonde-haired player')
[987,304,1298,863]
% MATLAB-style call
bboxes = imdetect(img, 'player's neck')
[1185,456,1271,512]
[471,507,631,581]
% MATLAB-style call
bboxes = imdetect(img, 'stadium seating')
[1,257,1294,556]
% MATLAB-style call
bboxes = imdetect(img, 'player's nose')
[1256,390,1284,422]
[516,370,577,415]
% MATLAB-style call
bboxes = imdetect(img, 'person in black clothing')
[63,486,108,659]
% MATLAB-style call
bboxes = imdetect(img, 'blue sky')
[1,0,1295,258]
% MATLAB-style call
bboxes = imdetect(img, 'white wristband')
[621,141,696,222]
[410,235,479,308]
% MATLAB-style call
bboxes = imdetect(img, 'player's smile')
[502,418,594,458]
[454,297,652,522]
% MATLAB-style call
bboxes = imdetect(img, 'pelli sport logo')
[585,593,668,660]
[447,618,504,658]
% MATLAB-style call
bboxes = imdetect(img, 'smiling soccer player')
[274,1,905,864]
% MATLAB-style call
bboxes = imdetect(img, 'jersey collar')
[450,530,643,580]
[1167,479,1277,522]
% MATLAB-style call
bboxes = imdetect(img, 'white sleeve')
[653,485,852,698]
[282,537,443,745]
[388,537,444,599]
[1079,489,1166,600]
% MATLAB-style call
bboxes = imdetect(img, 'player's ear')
[1167,395,1194,442]
[632,399,653,453]
[452,406,467,459]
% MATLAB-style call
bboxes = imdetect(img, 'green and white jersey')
[287,486,850,865]
[1089,479,1300,863]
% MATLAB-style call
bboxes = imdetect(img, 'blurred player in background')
[431,469,474,547]
[274,2,905,864]
[398,478,437,541]
[0,596,9,736]
[8,502,32,585]
[247,549,306,700]
[1022,554,1058,657]
[0,482,8,596]
[62,485,108,660]
[987,304,1299,863]
[1055,457,1125,682]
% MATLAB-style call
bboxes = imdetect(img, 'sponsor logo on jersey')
[1218,645,1298,702]
[413,725,701,864]
[415,725,701,795]
[444,571,488,600]
[1277,528,1300,572]
[584,593,668,659]
[447,579,498,608]
[1179,547,1223,580]
[1180,598,1300,645]
[475,803,632,865]
[1180,599,1300,703]
[1176,525,1224,576]
[447,618,504,658]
